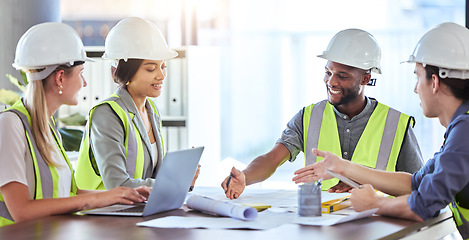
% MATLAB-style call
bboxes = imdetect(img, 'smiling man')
[222,29,424,198]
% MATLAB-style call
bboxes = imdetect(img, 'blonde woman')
[0,22,149,227]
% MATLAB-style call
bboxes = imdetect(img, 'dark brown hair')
[112,59,144,86]
[424,65,469,101]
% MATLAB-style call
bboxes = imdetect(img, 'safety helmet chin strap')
[24,64,59,81]
[23,61,85,82]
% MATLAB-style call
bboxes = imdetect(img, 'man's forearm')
[376,195,423,222]
[243,144,291,185]
[343,161,413,196]
[243,155,279,185]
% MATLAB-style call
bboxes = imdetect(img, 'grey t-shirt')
[277,97,424,173]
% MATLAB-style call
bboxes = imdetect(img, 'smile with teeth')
[151,83,162,88]
[329,88,341,95]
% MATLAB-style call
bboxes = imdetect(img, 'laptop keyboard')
[116,204,145,213]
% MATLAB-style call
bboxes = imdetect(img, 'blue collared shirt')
[409,100,469,219]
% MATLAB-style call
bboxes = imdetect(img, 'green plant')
[1,72,86,151]
[0,73,27,106]
[58,128,84,151]
[57,112,87,126]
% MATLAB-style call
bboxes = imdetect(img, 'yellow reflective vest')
[0,100,77,227]
[75,94,164,190]
[450,201,469,239]
[303,100,414,190]
[449,111,469,239]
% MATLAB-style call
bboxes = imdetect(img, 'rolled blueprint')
[186,195,258,221]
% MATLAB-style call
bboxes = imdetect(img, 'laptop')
[80,146,204,217]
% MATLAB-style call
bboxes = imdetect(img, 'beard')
[327,81,361,107]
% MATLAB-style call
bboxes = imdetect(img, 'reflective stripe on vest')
[147,99,165,156]
[76,94,163,190]
[447,110,469,239]
[303,100,412,190]
[450,201,469,239]
[0,193,13,225]
[108,96,141,178]
[0,100,77,226]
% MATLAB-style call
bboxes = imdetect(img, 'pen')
[226,172,235,189]
[312,179,322,193]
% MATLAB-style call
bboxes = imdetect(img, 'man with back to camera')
[221,28,424,199]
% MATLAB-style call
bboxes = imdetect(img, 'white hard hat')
[318,29,382,74]
[103,17,178,63]
[405,22,469,79]
[13,22,93,81]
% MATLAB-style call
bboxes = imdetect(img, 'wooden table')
[0,206,456,240]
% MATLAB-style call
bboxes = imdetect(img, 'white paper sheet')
[137,188,376,230]
[189,186,350,210]
[136,209,378,229]
[294,208,378,226]
[186,195,258,221]
[137,211,291,230]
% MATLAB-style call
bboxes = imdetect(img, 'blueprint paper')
[186,195,258,221]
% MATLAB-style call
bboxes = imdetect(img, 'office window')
[62,0,465,187]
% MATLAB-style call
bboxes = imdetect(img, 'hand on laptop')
[135,185,152,199]
[91,187,147,209]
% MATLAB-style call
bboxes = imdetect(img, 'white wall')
[0,0,61,90]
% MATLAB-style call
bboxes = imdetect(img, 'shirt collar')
[115,87,154,116]
[115,87,139,115]
[449,100,469,124]
[332,97,373,121]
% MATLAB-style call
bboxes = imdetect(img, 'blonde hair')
[23,65,72,167]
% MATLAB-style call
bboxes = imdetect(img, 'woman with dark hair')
[293,22,469,239]
[76,17,200,191]
[0,22,149,227]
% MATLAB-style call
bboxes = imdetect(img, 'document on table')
[136,209,377,229]
[137,211,291,230]
[189,186,350,211]
[137,187,377,230]
[189,187,299,208]
[186,195,258,221]
[294,208,378,226]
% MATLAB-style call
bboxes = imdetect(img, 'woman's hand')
[134,185,152,199]
[191,164,201,187]
[91,186,147,209]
